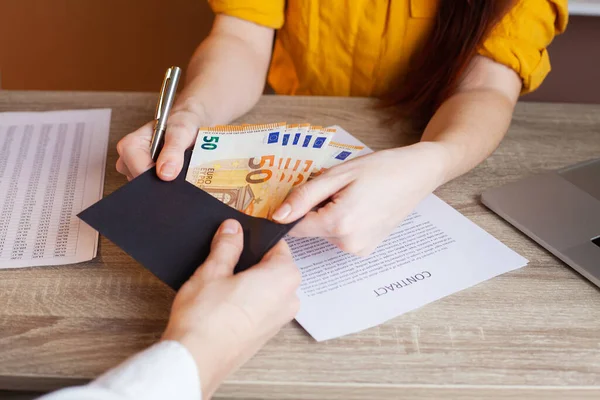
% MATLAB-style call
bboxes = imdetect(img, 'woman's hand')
[272,56,520,257]
[162,219,301,399]
[115,15,276,183]
[272,142,450,256]
[116,98,206,181]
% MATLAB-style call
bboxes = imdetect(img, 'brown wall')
[0,3,598,104]
[523,16,600,104]
[0,0,214,92]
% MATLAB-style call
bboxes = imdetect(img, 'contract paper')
[288,126,528,341]
[0,109,111,268]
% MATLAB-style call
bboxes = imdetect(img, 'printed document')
[288,126,528,341]
[0,109,111,268]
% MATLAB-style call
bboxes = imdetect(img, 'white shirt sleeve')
[38,340,202,400]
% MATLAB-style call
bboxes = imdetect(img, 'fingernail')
[273,203,292,221]
[220,219,239,235]
[160,162,178,178]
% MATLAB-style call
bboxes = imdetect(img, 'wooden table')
[1,91,599,399]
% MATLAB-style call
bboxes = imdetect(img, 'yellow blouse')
[208,0,568,97]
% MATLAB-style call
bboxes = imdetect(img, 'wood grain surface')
[0,91,599,399]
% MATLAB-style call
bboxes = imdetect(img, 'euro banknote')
[186,123,363,220]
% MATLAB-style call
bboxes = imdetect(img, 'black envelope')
[78,150,299,290]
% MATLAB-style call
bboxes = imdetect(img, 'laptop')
[481,158,600,287]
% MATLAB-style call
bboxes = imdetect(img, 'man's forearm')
[38,341,202,400]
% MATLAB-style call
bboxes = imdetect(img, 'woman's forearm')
[174,15,275,126]
[420,55,522,185]
[421,87,516,184]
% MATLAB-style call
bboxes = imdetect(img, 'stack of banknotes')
[185,123,364,220]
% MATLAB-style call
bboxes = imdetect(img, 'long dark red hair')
[384,0,515,126]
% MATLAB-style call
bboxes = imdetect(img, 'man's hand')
[162,219,301,399]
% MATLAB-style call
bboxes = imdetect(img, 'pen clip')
[155,67,174,121]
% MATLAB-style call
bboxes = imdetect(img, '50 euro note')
[277,125,334,187]
[186,123,328,220]
[291,126,335,186]
[308,141,365,180]
[185,123,288,219]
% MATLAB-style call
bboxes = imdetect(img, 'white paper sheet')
[288,126,528,341]
[0,109,111,268]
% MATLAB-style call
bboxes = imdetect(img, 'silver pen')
[150,66,182,162]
